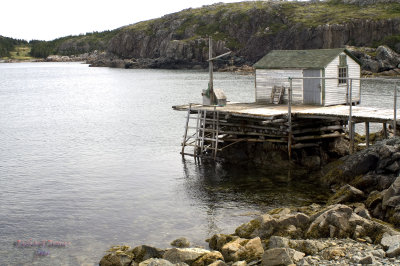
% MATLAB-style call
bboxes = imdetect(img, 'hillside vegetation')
[1,0,400,68]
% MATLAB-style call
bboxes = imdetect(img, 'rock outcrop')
[81,0,400,72]
[323,137,400,226]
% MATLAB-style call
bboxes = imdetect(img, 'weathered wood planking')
[173,102,398,124]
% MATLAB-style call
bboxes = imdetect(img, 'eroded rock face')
[322,138,400,225]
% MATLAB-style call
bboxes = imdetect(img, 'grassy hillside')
[2,0,400,60]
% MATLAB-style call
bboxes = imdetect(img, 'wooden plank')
[291,125,343,135]
[293,132,343,141]
[365,122,370,147]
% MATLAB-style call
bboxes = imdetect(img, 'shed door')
[303,69,321,105]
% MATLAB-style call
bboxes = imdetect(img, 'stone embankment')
[100,138,400,266]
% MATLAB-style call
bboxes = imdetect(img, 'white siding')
[324,53,361,106]
[255,69,303,104]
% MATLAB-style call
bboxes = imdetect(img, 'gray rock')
[163,248,209,264]
[192,251,224,266]
[306,204,353,238]
[208,261,227,266]
[382,176,400,209]
[221,237,264,262]
[139,258,175,266]
[268,236,289,249]
[386,243,400,258]
[381,233,400,249]
[208,234,239,251]
[328,184,365,204]
[371,249,385,258]
[376,45,400,69]
[354,205,372,220]
[171,238,190,248]
[133,245,164,263]
[289,239,328,256]
[261,248,302,266]
[100,253,133,266]
[232,261,247,266]
[386,161,400,173]
[358,255,375,264]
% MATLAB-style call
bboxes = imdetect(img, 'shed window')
[338,67,347,85]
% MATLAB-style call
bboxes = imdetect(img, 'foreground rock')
[101,202,400,265]
[323,137,400,226]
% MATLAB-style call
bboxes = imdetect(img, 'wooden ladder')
[271,86,285,104]
[181,105,221,159]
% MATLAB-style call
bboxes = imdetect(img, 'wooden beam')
[293,132,343,141]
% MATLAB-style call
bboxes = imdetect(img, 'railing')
[286,77,400,157]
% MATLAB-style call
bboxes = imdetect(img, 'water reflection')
[180,158,330,235]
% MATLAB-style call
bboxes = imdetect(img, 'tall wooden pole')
[349,79,354,154]
[209,37,214,105]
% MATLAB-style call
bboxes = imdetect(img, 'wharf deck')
[173,102,398,124]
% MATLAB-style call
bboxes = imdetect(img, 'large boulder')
[170,238,190,248]
[327,184,365,204]
[208,234,239,251]
[138,258,176,266]
[220,237,264,262]
[305,204,375,239]
[192,251,224,266]
[100,253,133,266]
[163,248,210,265]
[261,248,305,266]
[235,211,310,240]
[381,176,400,225]
[133,245,165,263]
[376,45,400,70]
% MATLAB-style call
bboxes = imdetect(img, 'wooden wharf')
[174,101,399,160]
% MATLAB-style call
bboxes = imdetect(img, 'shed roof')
[253,48,361,69]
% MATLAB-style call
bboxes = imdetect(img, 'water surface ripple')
[3,63,389,265]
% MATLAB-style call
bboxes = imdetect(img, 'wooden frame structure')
[177,77,399,160]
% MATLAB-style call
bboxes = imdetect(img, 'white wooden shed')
[253,48,361,106]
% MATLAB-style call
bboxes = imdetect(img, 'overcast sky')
[0,0,250,41]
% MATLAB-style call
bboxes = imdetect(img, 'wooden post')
[383,123,388,139]
[349,79,354,154]
[365,122,370,147]
[288,78,293,160]
[394,83,397,137]
[194,110,201,158]
[181,103,192,155]
[214,107,220,159]
[209,37,214,105]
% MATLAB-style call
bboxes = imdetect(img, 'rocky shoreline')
[99,138,400,266]
[1,45,400,77]
[100,138,400,266]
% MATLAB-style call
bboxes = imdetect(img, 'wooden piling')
[348,79,354,154]
[365,122,370,147]
[383,122,388,139]
[181,103,192,155]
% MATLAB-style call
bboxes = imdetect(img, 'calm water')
[0,62,391,265]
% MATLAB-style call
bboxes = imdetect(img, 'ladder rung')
[181,143,200,147]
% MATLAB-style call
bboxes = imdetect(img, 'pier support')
[365,122,370,147]
[288,78,293,160]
